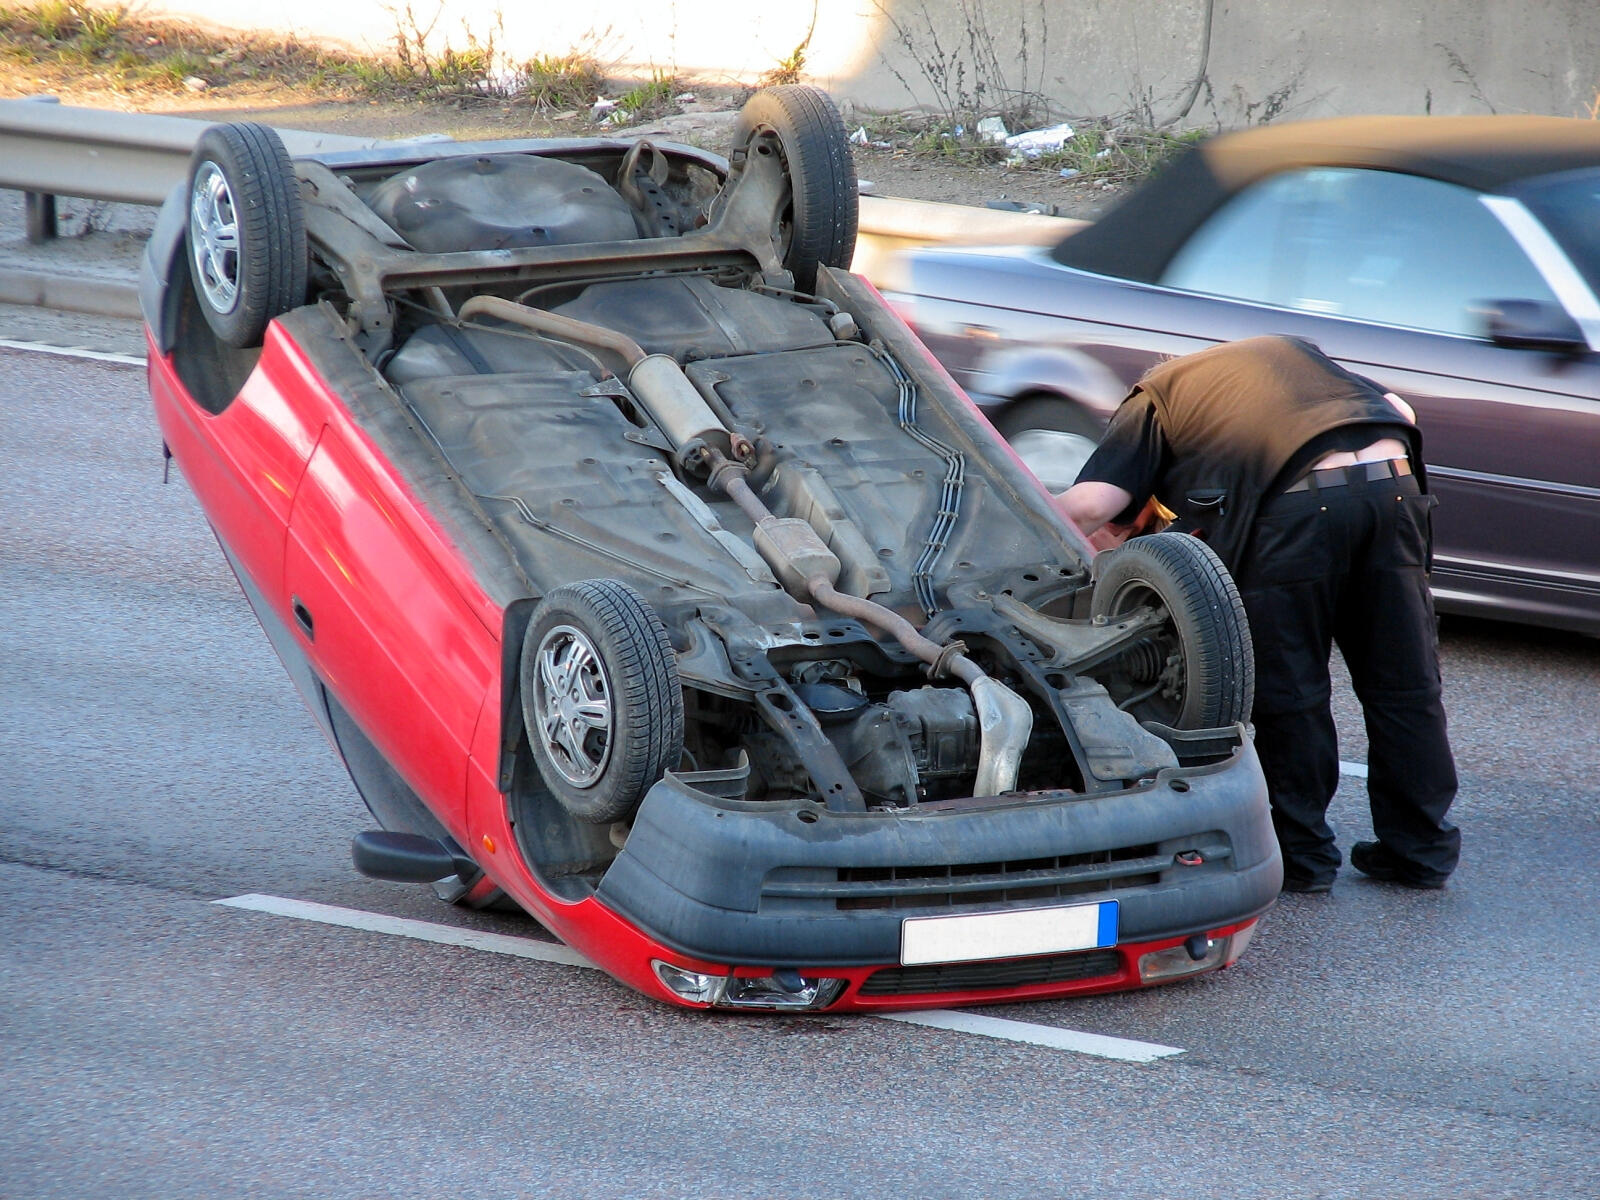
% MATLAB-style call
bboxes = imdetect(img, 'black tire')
[185,122,307,348]
[1090,532,1254,729]
[992,393,1102,442]
[732,85,858,292]
[520,580,684,824]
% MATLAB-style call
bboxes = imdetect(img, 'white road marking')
[0,337,145,366]
[1340,760,1369,779]
[213,893,596,968]
[878,1009,1183,1062]
[215,892,1189,1062]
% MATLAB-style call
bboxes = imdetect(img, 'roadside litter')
[1004,121,1076,159]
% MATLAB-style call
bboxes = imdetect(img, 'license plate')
[900,900,1119,967]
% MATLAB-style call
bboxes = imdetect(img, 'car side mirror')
[1475,299,1588,353]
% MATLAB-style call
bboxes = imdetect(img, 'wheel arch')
[981,345,1129,419]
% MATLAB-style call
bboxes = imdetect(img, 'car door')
[1151,166,1600,632]
[148,333,331,712]
[283,429,497,833]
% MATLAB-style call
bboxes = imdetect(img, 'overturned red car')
[143,86,1279,1011]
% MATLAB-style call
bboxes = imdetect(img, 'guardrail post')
[17,96,61,242]
[24,191,57,242]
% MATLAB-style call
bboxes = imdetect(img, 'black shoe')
[1280,872,1334,894]
[1350,841,1447,890]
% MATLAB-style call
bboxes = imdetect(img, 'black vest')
[1136,337,1423,573]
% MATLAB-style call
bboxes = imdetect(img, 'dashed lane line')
[0,337,145,365]
[879,1009,1183,1062]
[215,892,1187,1064]
[214,893,594,967]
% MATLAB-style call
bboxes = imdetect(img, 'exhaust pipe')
[455,296,1033,795]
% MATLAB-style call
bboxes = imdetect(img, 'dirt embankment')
[0,14,1129,354]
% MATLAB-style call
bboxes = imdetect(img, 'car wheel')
[1090,532,1254,729]
[185,121,308,348]
[520,579,685,824]
[994,395,1103,491]
[992,394,1102,443]
[732,85,858,292]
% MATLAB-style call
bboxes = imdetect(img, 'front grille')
[859,949,1124,996]
[829,846,1163,911]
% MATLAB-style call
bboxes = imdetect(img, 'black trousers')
[1234,473,1460,885]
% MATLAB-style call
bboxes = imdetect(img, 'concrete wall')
[126,0,1600,126]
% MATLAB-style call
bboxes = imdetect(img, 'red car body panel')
[285,432,496,835]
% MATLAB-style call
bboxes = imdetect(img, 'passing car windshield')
[1514,167,1600,299]
[1162,167,1560,336]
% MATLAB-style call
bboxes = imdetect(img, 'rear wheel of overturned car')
[732,85,858,292]
[1090,532,1254,729]
[520,579,685,824]
[185,121,308,348]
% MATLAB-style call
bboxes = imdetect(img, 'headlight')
[652,961,847,1010]
[1136,920,1258,984]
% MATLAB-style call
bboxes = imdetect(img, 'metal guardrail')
[0,96,1076,314]
[0,97,392,237]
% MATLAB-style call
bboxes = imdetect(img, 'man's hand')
[1088,522,1135,552]
[1383,391,1417,423]
[1086,496,1172,551]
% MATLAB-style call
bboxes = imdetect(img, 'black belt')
[1282,457,1412,495]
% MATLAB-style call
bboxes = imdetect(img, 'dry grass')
[0,1,609,109]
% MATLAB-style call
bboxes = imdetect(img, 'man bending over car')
[1054,335,1460,893]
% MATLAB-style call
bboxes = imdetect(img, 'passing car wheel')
[993,394,1102,443]
[997,394,1104,493]
[185,121,308,348]
[520,580,685,824]
[1091,532,1254,729]
[733,85,858,292]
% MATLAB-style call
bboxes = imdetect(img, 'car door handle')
[291,596,315,641]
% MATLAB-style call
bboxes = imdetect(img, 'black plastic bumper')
[595,739,1281,968]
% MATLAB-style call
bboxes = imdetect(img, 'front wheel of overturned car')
[185,121,308,348]
[520,579,685,825]
[732,85,858,292]
[1091,532,1254,730]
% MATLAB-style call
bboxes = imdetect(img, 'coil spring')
[1108,635,1166,682]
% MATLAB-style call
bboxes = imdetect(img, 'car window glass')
[1513,166,1600,300]
[1162,167,1560,335]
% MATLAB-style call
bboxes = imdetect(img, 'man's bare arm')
[1053,480,1136,536]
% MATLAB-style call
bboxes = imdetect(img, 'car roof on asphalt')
[1052,115,1600,283]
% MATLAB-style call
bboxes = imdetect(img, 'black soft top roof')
[1052,115,1600,284]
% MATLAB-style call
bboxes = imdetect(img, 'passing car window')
[1163,167,1561,336]
[1513,166,1600,300]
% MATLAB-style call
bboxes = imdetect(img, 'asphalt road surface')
[3,343,1598,1199]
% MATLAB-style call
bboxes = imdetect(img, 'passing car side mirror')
[1475,299,1589,353]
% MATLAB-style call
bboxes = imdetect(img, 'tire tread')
[521,579,684,823]
[1092,532,1254,727]
[733,85,858,290]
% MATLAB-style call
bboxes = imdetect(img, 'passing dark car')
[142,87,1279,1011]
[887,116,1600,635]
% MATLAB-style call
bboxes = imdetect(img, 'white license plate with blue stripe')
[899,900,1119,966]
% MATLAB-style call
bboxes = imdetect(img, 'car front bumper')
[596,737,1280,978]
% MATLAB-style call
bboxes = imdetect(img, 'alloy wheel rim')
[190,161,241,314]
[533,624,614,787]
